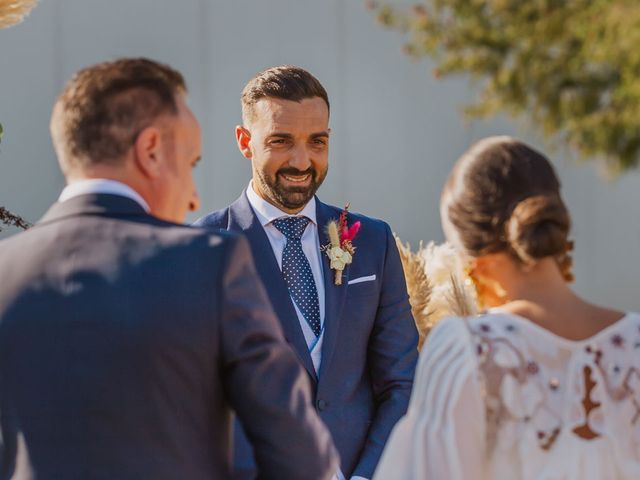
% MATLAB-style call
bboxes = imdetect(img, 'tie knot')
[272,216,310,240]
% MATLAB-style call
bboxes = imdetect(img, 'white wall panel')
[1,0,639,310]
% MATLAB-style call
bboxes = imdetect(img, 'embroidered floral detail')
[476,340,490,363]
[585,345,603,363]
[471,316,640,458]
[611,334,625,348]
[538,427,561,450]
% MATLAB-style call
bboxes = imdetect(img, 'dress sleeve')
[373,317,487,480]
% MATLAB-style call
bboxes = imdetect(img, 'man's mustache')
[276,167,316,178]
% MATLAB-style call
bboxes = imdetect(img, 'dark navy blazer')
[0,194,338,480]
[194,192,419,478]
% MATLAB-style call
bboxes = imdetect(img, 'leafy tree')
[369,0,640,172]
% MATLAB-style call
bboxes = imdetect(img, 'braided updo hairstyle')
[441,136,573,281]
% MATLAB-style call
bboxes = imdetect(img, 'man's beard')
[257,166,327,211]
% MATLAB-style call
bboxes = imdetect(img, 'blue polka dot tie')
[272,216,322,337]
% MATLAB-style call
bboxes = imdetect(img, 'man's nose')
[288,144,312,171]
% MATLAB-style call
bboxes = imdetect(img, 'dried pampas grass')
[0,206,30,231]
[395,237,477,349]
[395,237,431,349]
[446,273,476,318]
[0,0,38,29]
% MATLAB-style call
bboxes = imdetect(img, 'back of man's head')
[50,58,186,175]
[240,65,329,125]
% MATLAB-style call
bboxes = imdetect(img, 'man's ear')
[134,126,163,178]
[235,125,253,160]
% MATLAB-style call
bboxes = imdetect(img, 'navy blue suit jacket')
[0,194,338,480]
[194,192,418,478]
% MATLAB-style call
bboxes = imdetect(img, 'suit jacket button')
[317,399,327,411]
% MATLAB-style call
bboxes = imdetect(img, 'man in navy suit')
[0,58,338,479]
[195,65,419,480]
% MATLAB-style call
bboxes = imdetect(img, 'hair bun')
[506,194,570,264]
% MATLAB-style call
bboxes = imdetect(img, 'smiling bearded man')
[194,65,418,480]
[245,92,329,213]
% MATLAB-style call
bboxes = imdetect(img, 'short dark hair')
[51,57,186,171]
[441,136,572,273]
[241,65,329,123]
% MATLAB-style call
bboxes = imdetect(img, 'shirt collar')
[58,179,150,213]
[246,181,317,227]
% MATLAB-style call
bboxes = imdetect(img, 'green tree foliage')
[370,0,640,172]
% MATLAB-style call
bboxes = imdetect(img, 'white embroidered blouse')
[374,311,640,479]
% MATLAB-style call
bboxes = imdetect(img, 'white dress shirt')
[59,179,150,212]
[246,182,326,373]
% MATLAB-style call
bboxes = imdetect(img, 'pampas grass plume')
[396,237,478,349]
[395,236,431,350]
[327,221,340,248]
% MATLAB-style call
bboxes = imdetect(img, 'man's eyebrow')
[310,131,330,138]
[267,132,294,139]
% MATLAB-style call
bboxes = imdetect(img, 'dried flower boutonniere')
[324,204,361,285]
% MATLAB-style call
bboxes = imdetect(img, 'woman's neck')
[494,258,624,341]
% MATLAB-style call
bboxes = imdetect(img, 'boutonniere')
[323,203,361,285]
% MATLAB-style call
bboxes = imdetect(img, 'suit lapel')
[227,193,318,382]
[316,199,349,381]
